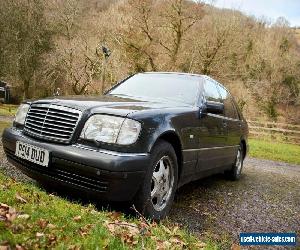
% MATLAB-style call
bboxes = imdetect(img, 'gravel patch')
[0,116,14,122]
[0,140,33,183]
[170,157,300,247]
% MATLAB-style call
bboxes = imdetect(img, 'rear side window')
[217,85,239,119]
[203,80,221,102]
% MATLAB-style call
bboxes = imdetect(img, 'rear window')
[217,85,239,119]
[203,80,221,102]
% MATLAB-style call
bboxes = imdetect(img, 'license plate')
[15,141,49,167]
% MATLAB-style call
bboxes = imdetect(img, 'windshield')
[108,73,200,105]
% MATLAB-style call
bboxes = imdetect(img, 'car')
[2,72,248,220]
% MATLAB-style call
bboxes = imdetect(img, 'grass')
[0,104,18,116]
[0,172,217,249]
[0,121,11,135]
[248,138,300,165]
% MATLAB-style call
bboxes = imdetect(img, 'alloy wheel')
[151,156,174,211]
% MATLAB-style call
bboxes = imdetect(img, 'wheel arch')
[240,138,247,159]
[150,131,183,182]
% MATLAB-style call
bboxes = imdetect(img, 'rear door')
[196,79,227,171]
[217,84,241,165]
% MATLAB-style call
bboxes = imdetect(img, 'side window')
[203,80,221,102]
[217,85,239,119]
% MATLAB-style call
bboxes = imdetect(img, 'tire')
[225,143,244,181]
[133,140,178,221]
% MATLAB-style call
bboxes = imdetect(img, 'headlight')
[80,115,141,145]
[14,104,30,125]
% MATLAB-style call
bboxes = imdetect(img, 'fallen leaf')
[172,226,179,235]
[37,219,48,229]
[47,223,56,229]
[192,241,207,249]
[139,222,149,236]
[16,244,25,250]
[109,211,122,220]
[0,203,9,209]
[15,193,27,203]
[170,236,186,246]
[90,209,97,214]
[6,207,17,222]
[161,225,171,234]
[68,245,80,250]
[18,214,30,220]
[48,234,57,245]
[11,224,25,233]
[73,216,81,222]
[79,224,93,237]
[48,235,57,241]
[231,243,241,250]
[36,232,45,238]
[0,241,10,250]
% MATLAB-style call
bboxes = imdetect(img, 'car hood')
[30,95,189,117]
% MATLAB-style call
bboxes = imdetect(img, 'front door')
[196,79,228,171]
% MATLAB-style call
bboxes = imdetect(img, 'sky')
[203,0,300,27]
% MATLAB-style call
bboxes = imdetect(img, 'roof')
[142,72,206,78]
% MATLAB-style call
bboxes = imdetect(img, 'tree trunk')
[23,79,30,99]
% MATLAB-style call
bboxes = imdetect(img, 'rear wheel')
[133,140,178,221]
[225,144,244,180]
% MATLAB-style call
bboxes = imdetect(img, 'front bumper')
[2,127,150,201]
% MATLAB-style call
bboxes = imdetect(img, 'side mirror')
[200,101,224,117]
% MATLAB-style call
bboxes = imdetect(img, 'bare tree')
[157,0,204,69]
[0,0,53,99]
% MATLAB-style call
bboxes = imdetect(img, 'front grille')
[4,147,109,192]
[24,103,81,143]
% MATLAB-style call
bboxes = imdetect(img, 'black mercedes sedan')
[2,72,248,220]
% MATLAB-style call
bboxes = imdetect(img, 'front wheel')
[225,144,244,180]
[133,140,178,221]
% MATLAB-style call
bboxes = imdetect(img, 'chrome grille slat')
[30,108,48,112]
[40,131,71,137]
[27,114,47,120]
[44,114,78,122]
[42,126,73,134]
[43,122,74,129]
[26,118,44,125]
[41,118,76,126]
[25,122,43,130]
[24,103,81,143]
[25,125,42,134]
[48,110,79,119]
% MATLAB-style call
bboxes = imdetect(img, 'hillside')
[294,28,300,45]
[0,0,299,123]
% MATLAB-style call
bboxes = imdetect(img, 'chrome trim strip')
[10,129,148,157]
[72,144,149,157]
[208,113,240,122]
[183,145,239,152]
